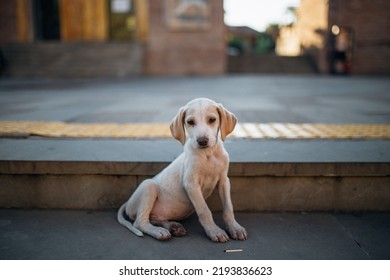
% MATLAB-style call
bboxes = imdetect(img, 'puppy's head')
[170,98,236,148]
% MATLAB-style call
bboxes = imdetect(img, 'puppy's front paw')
[153,227,171,241]
[206,226,229,243]
[227,222,247,240]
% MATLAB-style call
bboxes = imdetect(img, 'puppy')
[118,98,247,242]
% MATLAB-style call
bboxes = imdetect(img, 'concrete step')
[1,139,389,212]
[1,42,142,78]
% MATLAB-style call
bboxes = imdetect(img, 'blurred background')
[0,0,389,78]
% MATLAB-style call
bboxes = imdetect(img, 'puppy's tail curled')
[117,203,144,237]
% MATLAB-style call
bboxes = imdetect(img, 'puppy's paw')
[153,227,172,241]
[206,226,230,243]
[170,222,187,237]
[227,222,247,240]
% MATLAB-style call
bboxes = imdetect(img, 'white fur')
[117,98,247,242]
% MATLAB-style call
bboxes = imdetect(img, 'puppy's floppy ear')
[217,103,237,141]
[170,106,187,145]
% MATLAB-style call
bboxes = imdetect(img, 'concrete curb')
[1,139,389,211]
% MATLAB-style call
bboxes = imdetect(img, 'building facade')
[0,0,225,77]
[295,0,389,74]
[1,0,388,77]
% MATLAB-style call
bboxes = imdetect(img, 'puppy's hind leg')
[117,203,144,237]
[131,179,172,241]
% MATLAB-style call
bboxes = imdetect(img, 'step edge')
[1,160,389,177]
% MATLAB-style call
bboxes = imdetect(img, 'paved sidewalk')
[0,75,389,124]
[1,209,389,260]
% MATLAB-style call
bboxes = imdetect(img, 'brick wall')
[329,0,390,74]
[0,1,18,43]
[144,0,226,75]
[297,0,390,75]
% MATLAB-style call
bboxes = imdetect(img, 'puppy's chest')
[201,151,222,167]
[192,154,225,187]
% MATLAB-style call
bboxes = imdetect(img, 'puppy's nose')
[197,136,209,148]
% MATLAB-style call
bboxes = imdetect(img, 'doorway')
[33,0,61,40]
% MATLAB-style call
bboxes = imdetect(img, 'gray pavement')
[1,75,389,124]
[1,209,389,260]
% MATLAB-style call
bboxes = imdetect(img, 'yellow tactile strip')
[0,121,390,139]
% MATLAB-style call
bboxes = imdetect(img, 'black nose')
[197,137,209,147]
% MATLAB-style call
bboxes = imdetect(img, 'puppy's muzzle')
[197,136,209,148]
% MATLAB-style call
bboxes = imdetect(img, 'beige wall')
[60,0,109,41]
[296,0,329,73]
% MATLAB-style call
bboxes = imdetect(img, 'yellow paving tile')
[0,121,390,139]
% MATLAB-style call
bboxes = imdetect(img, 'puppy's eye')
[187,119,195,126]
[208,117,216,124]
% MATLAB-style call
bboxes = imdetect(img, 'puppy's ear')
[170,106,187,145]
[217,103,237,141]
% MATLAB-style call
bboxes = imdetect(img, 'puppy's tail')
[117,203,144,237]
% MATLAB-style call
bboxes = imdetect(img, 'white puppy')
[117,98,247,242]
